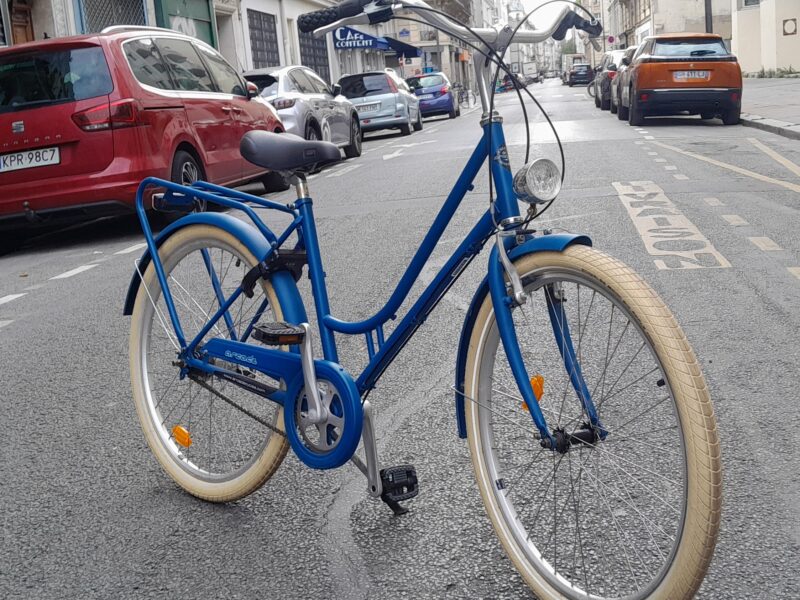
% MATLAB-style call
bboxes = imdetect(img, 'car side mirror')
[246,81,259,99]
[607,64,617,72]
[332,83,342,96]
[621,57,631,66]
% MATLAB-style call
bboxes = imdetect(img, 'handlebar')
[298,0,602,52]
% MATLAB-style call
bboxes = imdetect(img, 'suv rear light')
[440,85,449,94]
[72,99,144,131]
[270,97,296,110]
[386,75,398,93]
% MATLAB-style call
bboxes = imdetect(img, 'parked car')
[244,65,361,158]
[0,26,284,236]
[592,48,629,110]
[566,63,593,86]
[338,69,421,136]
[617,33,742,126]
[610,45,641,116]
[406,72,459,119]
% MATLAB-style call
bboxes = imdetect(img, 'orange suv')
[617,33,742,126]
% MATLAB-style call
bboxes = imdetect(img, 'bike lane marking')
[0,293,26,306]
[748,137,800,178]
[653,140,800,194]
[326,164,362,178]
[0,320,12,329]
[49,264,98,280]
[612,181,731,270]
[115,243,147,255]
[748,237,782,252]
[788,267,800,281]
[722,215,749,226]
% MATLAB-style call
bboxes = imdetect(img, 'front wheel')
[130,225,290,502]
[464,245,721,600]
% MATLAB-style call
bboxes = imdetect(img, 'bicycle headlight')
[513,158,562,204]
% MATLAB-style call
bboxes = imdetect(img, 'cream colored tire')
[130,225,289,502]
[464,245,721,599]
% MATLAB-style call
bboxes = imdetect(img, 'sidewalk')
[741,78,800,140]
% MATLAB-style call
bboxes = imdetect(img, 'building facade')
[731,0,799,73]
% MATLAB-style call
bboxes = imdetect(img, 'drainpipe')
[278,0,292,65]
[704,0,713,33]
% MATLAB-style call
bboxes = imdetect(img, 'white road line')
[722,214,748,226]
[644,135,655,140]
[664,165,677,170]
[612,180,730,270]
[573,93,584,96]
[655,158,666,163]
[648,152,658,156]
[673,174,689,180]
[704,197,724,206]
[788,267,800,280]
[0,293,26,306]
[0,320,13,330]
[326,164,362,178]
[634,141,644,145]
[748,237,782,252]
[748,137,800,178]
[24,284,45,291]
[49,264,99,280]
[653,140,800,194]
[553,94,563,97]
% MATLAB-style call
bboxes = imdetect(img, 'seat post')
[292,173,309,199]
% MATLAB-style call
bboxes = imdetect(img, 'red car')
[0,27,284,235]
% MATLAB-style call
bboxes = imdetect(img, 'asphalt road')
[2,78,799,599]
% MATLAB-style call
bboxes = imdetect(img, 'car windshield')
[573,65,590,72]
[407,74,443,89]
[653,39,728,57]
[245,73,279,97]
[0,46,112,114]
[339,74,390,98]
[609,51,626,65]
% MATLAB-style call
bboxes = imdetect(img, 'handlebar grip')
[552,11,603,41]
[298,0,375,33]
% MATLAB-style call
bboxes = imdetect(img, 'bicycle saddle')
[240,130,341,173]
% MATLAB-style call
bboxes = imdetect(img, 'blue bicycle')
[125,2,721,598]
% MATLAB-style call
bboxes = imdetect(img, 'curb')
[740,113,800,141]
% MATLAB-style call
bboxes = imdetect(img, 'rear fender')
[453,233,591,438]
[122,212,307,324]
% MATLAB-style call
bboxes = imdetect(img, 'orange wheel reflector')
[521,375,545,412]
[172,425,192,448]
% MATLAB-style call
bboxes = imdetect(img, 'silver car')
[244,65,362,158]
[338,69,421,136]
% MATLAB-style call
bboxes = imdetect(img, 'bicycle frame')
[130,115,602,456]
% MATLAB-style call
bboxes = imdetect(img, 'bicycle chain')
[189,374,286,437]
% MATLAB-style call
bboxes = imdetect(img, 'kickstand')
[381,496,408,516]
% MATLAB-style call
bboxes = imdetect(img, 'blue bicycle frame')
[127,117,602,459]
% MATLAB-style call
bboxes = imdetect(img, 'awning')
[384,37,422,58]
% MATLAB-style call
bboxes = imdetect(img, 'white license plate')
[0,146,60,173]
[674,70,710,81]
[418,93,434,100]
[357,103,380,113]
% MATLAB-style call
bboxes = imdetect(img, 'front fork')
[488,240,606,451]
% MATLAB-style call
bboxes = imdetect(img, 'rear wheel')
[343,116,362,158]
[413,109,423,132]
[400,112,412,136]
[305,122,320,141]
[722,107,740,125]
[130,225,290,502]
[618,94,630,120]
[628,92,644,126]
[464,245,721,600]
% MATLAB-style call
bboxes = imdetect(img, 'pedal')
[252,322,306,346]
[380,465,418,515]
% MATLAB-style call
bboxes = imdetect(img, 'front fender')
[453,233,591,438]
[122,212,307,324]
